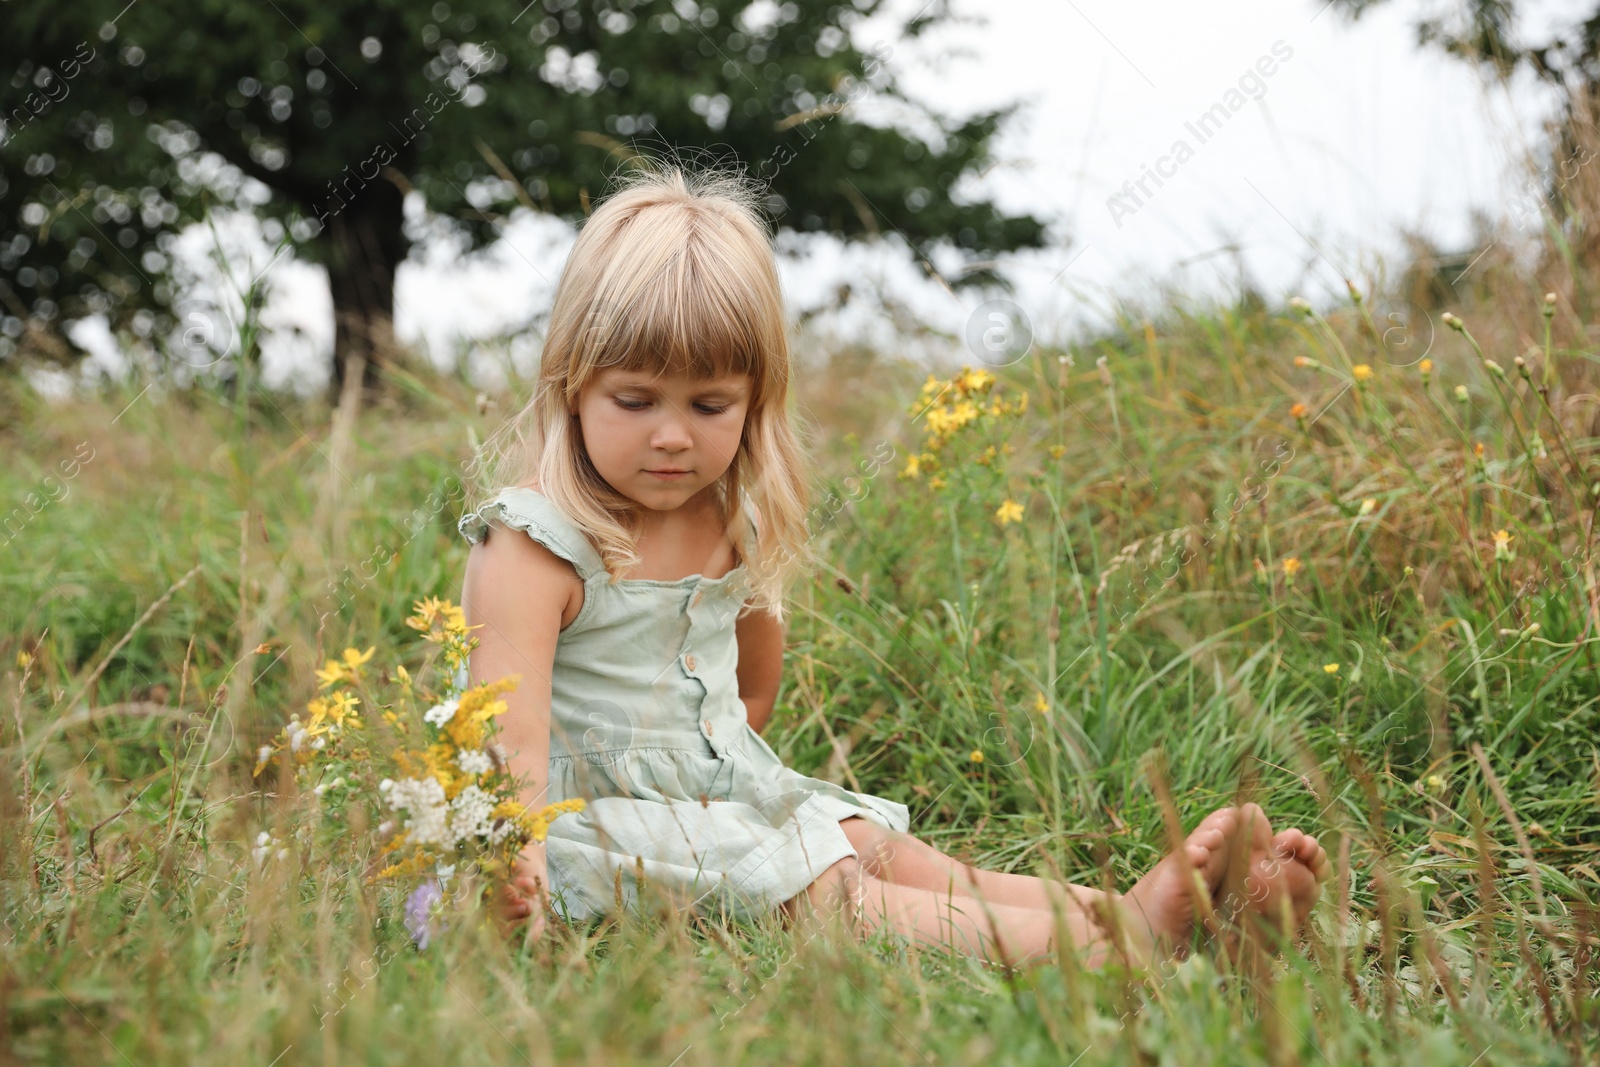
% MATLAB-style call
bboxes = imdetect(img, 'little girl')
[456,162,1330,968]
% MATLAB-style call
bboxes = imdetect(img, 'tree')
[1329,0,1600,85]
[1,0,1049,395]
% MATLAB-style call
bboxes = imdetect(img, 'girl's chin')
[618,481,702,510]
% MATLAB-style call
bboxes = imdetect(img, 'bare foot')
[1216,805,1331,951]
[1117,805,1242,962]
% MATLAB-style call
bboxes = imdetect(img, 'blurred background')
[1,0,1591,398]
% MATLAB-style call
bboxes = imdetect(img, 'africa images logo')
[1107,40,1295,228]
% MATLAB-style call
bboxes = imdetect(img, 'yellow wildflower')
[493,799,526,821]
[969,750,984,763]
[901,454,922,480]
[343,645,376,668]
[1048,444,1067,459]
[315,661,351,690]
[928,474,947,490]
[522,798,587,842]
[1032,690,1049,714]
[307,690,360,729]
[956,367,995,394]
[1358,498,1377,517]
[406,597,467,637]
[924,405,955,437]
[1492,529,1515,562]
[1352,364,1373,382]
[1289,402,1308,420]
[1323,663,1340,675]
[1282,557,1302,581]
[1419,358,1433,375]
[441,676,520,752]
[994,499,1025,526]
[315,646,376,690]
[976,444,997,467]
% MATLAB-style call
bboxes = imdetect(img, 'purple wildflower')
[404,878,442,950]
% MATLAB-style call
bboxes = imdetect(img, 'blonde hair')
[466,160,813,618]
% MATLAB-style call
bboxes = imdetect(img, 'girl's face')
[574,368,753,511]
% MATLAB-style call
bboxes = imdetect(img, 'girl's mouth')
[645,469,692,480]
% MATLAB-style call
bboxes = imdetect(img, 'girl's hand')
[493,846,550,942]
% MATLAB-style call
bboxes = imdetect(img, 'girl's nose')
[651,413,694,451]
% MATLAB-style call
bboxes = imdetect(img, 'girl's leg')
[835,807,1264,959]
[811,807,1331,964]
[777,853,1130,969]
[836,815,1107,915]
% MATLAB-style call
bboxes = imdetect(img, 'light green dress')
[457,486,910,924]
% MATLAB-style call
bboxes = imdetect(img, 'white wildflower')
[252,831,286,866]
[424,698,460,727]
[456,749,493,776]
[385,776,450,847]
[447,785,495,844]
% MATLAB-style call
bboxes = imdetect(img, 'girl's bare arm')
[460,522,579,925]
[734,605,784,734]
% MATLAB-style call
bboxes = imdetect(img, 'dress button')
[685,654,697,671]
[703,719,714,735]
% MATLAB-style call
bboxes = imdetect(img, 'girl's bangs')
[590,259,763,383]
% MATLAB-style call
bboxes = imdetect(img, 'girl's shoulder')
[458,484,605,582]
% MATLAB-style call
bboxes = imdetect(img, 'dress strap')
[457,486,606,581]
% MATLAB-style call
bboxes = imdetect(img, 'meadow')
[2,231,1597,1064]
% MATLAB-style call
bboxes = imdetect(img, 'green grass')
[2,272,1597,1065]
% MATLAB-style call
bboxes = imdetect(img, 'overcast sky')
[59,0,1580,395]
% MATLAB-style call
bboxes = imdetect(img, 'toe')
[1309,844,1332,882]
[1239,803,1273,843]
[1297,834,1320,864]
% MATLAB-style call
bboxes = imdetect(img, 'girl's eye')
[694,403,729,415]
[613,396,649,411]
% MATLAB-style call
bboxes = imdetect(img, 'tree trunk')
[325,176,408,399]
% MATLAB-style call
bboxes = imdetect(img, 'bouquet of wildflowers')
[252,596,583,943]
